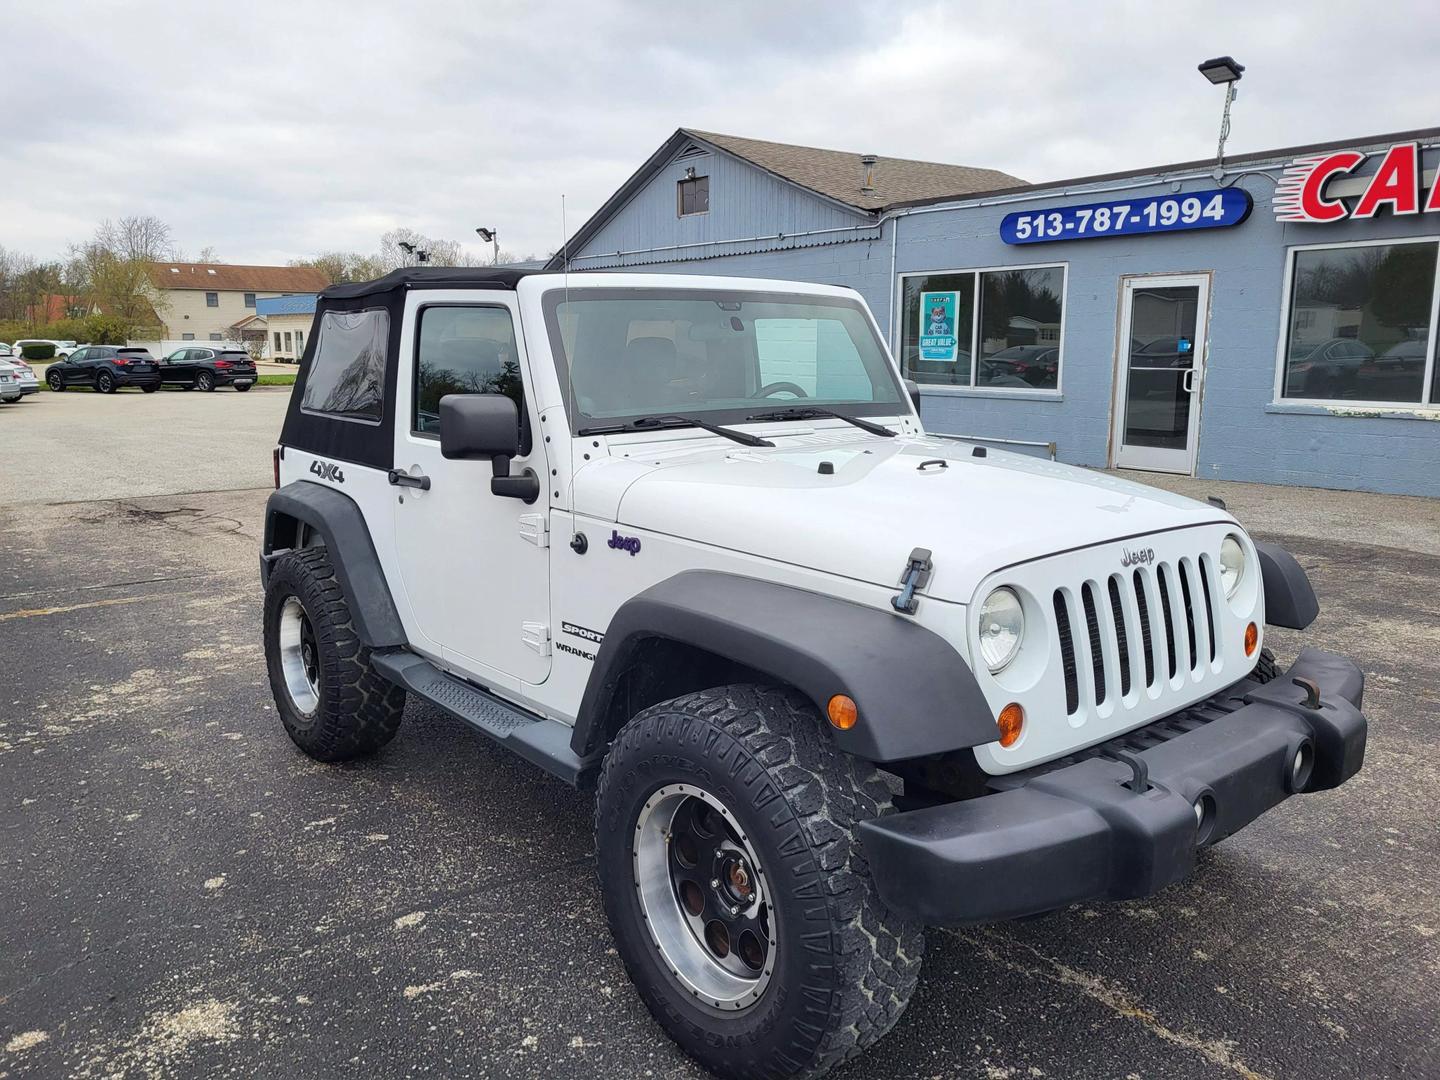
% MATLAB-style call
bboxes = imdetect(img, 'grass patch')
[258,373,297,386]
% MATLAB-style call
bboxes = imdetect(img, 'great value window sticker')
[919,290,960,363]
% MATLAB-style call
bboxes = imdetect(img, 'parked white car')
[1,355,39,396]
[11,338,78,360]
[0,361,25,402]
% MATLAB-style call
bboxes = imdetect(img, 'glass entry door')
[1111,274,1211,474]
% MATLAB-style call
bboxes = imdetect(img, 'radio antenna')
[561,194,576,462]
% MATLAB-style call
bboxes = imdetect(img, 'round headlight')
[1219,534,1246,598]
[979,587,1025,672]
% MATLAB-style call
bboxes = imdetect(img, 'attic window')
[678,174,709,217]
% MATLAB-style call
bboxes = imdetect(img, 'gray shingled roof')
[685,129,1024,210]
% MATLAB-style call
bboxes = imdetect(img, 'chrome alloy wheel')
[277,596,320,715]
[634,784,775,1010]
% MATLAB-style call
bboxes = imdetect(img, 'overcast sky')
[4,1,1437,266]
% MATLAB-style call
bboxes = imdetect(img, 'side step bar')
[371,651,596,787]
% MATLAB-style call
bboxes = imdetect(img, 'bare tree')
[95,215,174,263]
[290,251,386,285]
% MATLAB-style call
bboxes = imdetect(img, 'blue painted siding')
[255,294,318,315]
[572,146,875,268]
[567,136,1440,496]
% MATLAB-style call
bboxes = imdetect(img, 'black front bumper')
[859,648,1367,925]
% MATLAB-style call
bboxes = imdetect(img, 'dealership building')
[550,125,1440,496]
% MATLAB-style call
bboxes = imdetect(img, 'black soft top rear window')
[301,309,388,423]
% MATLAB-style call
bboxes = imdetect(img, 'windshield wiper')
[744,406,896,437]
[577,414,773,447]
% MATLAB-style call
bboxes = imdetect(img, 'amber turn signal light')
[1244,622,1259,657]
[997,703,1024,747]
[827,695,858,730]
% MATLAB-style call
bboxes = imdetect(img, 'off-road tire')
[1251,647,1279,684]
[595,683,923,1080]
[196,371,215,392]
[46,371,65,392]
[263,547,405,761]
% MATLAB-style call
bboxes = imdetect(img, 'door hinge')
[518,513,549,547]
[522,622,551,656]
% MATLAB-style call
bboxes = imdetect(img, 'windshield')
[542,288,904,431]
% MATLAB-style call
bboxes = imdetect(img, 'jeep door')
[390,293,552,689]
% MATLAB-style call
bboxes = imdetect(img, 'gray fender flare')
[261,481,406,648]
[571,570,998,762]
[1253,541,1319,630]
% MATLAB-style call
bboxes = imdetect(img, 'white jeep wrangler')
[261,268,1367,1078]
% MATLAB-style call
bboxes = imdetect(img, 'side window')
[70,348,88,362]
[181,333,195,341]
[206,291,219,307]
[274,332,283,352]
[413,305,522,436]
[301,308,389,422]
[244,292,256,308]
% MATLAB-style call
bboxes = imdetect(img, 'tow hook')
[891,547,933,615]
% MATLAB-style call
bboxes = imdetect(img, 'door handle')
[1182,368,1197,393]
[388,469,431,490]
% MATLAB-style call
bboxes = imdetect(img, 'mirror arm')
[490,455,540,503]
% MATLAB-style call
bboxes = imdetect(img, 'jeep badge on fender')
[260,266,1367,1080]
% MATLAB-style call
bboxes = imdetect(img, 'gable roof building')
[549,127,1023,271]
[147,262,331,343]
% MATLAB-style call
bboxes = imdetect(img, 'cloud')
[2,0,1436,265]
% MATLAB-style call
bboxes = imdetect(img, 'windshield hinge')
[890,547,933,615]
[522,622,551,656]
[518,513,549,547]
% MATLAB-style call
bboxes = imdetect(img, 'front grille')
[1052,554,1221,717]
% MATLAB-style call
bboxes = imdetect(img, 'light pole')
[1198,56,1245,172]
[476,227,499,266]
[397,240,429,266]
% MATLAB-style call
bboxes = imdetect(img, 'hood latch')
[891,547,933,615]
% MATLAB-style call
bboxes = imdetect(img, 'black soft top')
[281,266,548,471]
[319,266,542,301]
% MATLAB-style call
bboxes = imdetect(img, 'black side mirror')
[904,378,922,414]
[439,394,538,503]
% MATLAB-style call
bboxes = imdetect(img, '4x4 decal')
[310,459,345,484]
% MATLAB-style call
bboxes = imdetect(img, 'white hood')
[574,429,1231,603]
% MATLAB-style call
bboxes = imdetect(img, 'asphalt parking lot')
[2,389,1437,1079]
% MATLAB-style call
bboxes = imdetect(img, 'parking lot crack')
[948,928,1275,1080]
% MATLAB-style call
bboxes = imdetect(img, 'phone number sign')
[1000,187,1253,245]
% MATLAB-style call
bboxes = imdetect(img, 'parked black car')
[157,347,258,391]
[45,346,162,393]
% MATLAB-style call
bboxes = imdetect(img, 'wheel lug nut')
[730,906,739,916]
[710,878,720,888]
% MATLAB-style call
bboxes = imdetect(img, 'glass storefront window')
[978,267,1065,390]
[899,273,973,386]
[899,266,1064,390]
[1282,240,1438,404]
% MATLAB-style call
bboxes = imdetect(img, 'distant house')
[148,263,330,344]
[255,294,318,362]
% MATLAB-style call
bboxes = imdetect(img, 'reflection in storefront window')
[977,268,1064,389]
[1283,241,1437,404]
[899,266,1064,390]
